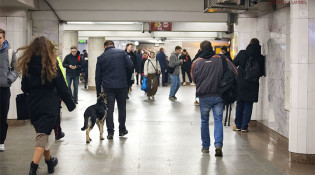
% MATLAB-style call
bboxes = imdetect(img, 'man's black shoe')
[55,132,65,140]
[215,147,223,157]
[107,134,113,139]
[119,130,128,136]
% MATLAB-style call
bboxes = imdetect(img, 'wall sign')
[150,22,172,31]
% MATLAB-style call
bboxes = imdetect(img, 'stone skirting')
[250,120,288,145]
[290,152,315,164]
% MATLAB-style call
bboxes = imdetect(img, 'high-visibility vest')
[57,56,68,86]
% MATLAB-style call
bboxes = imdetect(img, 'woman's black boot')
[29,161,38,175]
[45,157,58,173]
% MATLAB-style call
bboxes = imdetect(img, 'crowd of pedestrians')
[0,26,265,174]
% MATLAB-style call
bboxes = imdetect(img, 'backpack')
[218,55,237,105]
[242,56,260,82]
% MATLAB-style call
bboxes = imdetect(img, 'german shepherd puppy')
[81,93,107,143]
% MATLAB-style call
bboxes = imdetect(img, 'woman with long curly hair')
[15,36,76,175]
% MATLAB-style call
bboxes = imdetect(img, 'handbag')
[141,77,148,92]
[16,93,30,120]
[167,66,175,74]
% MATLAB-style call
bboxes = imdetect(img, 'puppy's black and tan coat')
[81,94,107,143]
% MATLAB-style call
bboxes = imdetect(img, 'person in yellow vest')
[54,56,67,140]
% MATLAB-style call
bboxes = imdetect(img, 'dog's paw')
[86,141,90,144]
[89,138,92,141]
[100,137,104,140]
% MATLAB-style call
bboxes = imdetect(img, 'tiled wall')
[234,7,290,138]
[0,17,28,119]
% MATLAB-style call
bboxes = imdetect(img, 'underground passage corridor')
[0,85,314,175]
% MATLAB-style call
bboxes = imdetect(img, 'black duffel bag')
[16,93,30,120]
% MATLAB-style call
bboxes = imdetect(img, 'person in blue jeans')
[168,46,183,100]
[63,46,83,104]
[192,40,237,156]
[232,38,265,132]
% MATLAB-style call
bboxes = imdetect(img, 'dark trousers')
[54,101,62,137]
[181,68,192,83]
[104,88,128,135]
[147,74,158,97]
[135,73,140,85]
[0,87,10,144]
[84,74,88,88]
[235,100,253,130]
[161,67,168,85]
[66,74,79,101]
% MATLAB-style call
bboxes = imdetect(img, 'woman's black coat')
[233,44,265,102]
[22,55,76,134]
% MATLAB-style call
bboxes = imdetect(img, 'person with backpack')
[232,38,265,133]
[0,29,18,152]
[63,46,83,104]
[144,52,161,100]
[192,40,237,156]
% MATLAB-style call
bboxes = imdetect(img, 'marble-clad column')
[87,37,105,89]
[62,31,78,60]
[0,9,28,119]
[289,0,315,164]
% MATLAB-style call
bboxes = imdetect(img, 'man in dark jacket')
[192,40,237,156]
[125,43,137,94]
[96,40,134,139]
[62,46,83,104]
[232,38,265,132]
[0,29,18,152]
[221,46,232,62]
[156,48,168,86]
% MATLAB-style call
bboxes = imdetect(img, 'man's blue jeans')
[235,100,253,130]
[66,74,79,101]
[199,96,224,149]
[169,74,180,97]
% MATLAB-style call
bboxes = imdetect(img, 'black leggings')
[182,68,192,83]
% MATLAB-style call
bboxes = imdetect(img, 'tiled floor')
[1,84,314,175]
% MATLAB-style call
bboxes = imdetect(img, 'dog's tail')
[81,115,88,131]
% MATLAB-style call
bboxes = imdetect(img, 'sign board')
[150,22,172,31]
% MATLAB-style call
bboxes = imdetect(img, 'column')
[0,10,28,119]
[61,31,78,60]
[87,37,105,90]
[289,0,315,164]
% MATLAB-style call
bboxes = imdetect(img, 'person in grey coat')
[0,29,18,152]
[168,46,183,100]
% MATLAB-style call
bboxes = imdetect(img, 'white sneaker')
[0,144,5,152]
[191,82,196,86]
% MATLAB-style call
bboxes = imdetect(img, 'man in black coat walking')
[96,40,134,139]
[232,38,265,132]
[63,46,83,104]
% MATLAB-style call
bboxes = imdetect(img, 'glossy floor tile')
[1,84,314,175]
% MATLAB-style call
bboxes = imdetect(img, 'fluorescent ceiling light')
[67,22,142,25]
